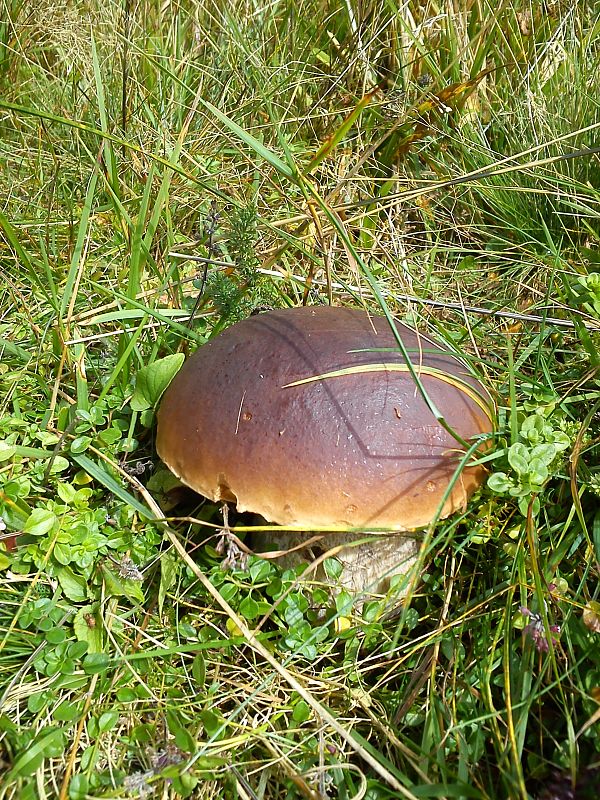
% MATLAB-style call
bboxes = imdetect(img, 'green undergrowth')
[1,1,600,798]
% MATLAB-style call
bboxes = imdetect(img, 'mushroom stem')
[252,530,420,597]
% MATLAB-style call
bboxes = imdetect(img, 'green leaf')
[199,710,222,738]
[100,562,145,603]
[56,482,77,504]
[527,459,549,485]
[45,628,67,645]
[97,426,122,445]
[74,606,103,653]
[174,726,196,753]
[553,431,571,451]
[159,552,179,616]
[68,641,88,659]
[129,723,153,744]
[140,409,155,428]
[53,702,81,722]
[520,415,547,440]
[219,583,238,603]
[0,441,16,461]
[0,713,18,732]
[68,774,89,800]
[530,443,557,466]
[82,653,112,674]
[292,699,311,723]
[28,691,52,714]
[518,495,539,517]
[248,558,273,582]
[70,436,92,454]
[98,711,119,733]
[48,456,70,474]
[166,709,184,735]
[57,566,89,602]
[130,354,185,412]
[54,542,73,566]
[80,745,98,772]
[323,557,343,581]
[335,590,353,617]
[192,653,206,687]
[170,773,199,797]
[23,508,57,537]
[488,471,513,493]
[508,443,530,476]
[166,709,197,750]
[116,687,137,702]
[238,595,259,620]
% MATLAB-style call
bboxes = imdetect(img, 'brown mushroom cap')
[156,306,494,531]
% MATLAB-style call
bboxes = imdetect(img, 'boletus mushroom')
[156,306,494,596]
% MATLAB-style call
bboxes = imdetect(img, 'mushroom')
[156,306,494,596]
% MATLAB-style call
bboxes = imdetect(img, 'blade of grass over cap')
[301,179,475,448]
[284,363,494,422]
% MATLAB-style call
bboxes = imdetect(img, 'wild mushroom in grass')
[156,306,495,596]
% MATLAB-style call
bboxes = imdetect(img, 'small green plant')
[488,411,571,516]
[574,272,600,317]
[204,203,282,323]
[200,549,342,662]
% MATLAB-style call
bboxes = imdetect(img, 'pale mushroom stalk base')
[252,530,421,598]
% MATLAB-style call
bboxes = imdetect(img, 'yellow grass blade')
[283,363,495,422]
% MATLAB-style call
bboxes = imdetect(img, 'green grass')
[1,1,600,798]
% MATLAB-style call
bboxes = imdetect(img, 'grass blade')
[70,453,152,519]
[304,86,379,174]
[199,98,297,182]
